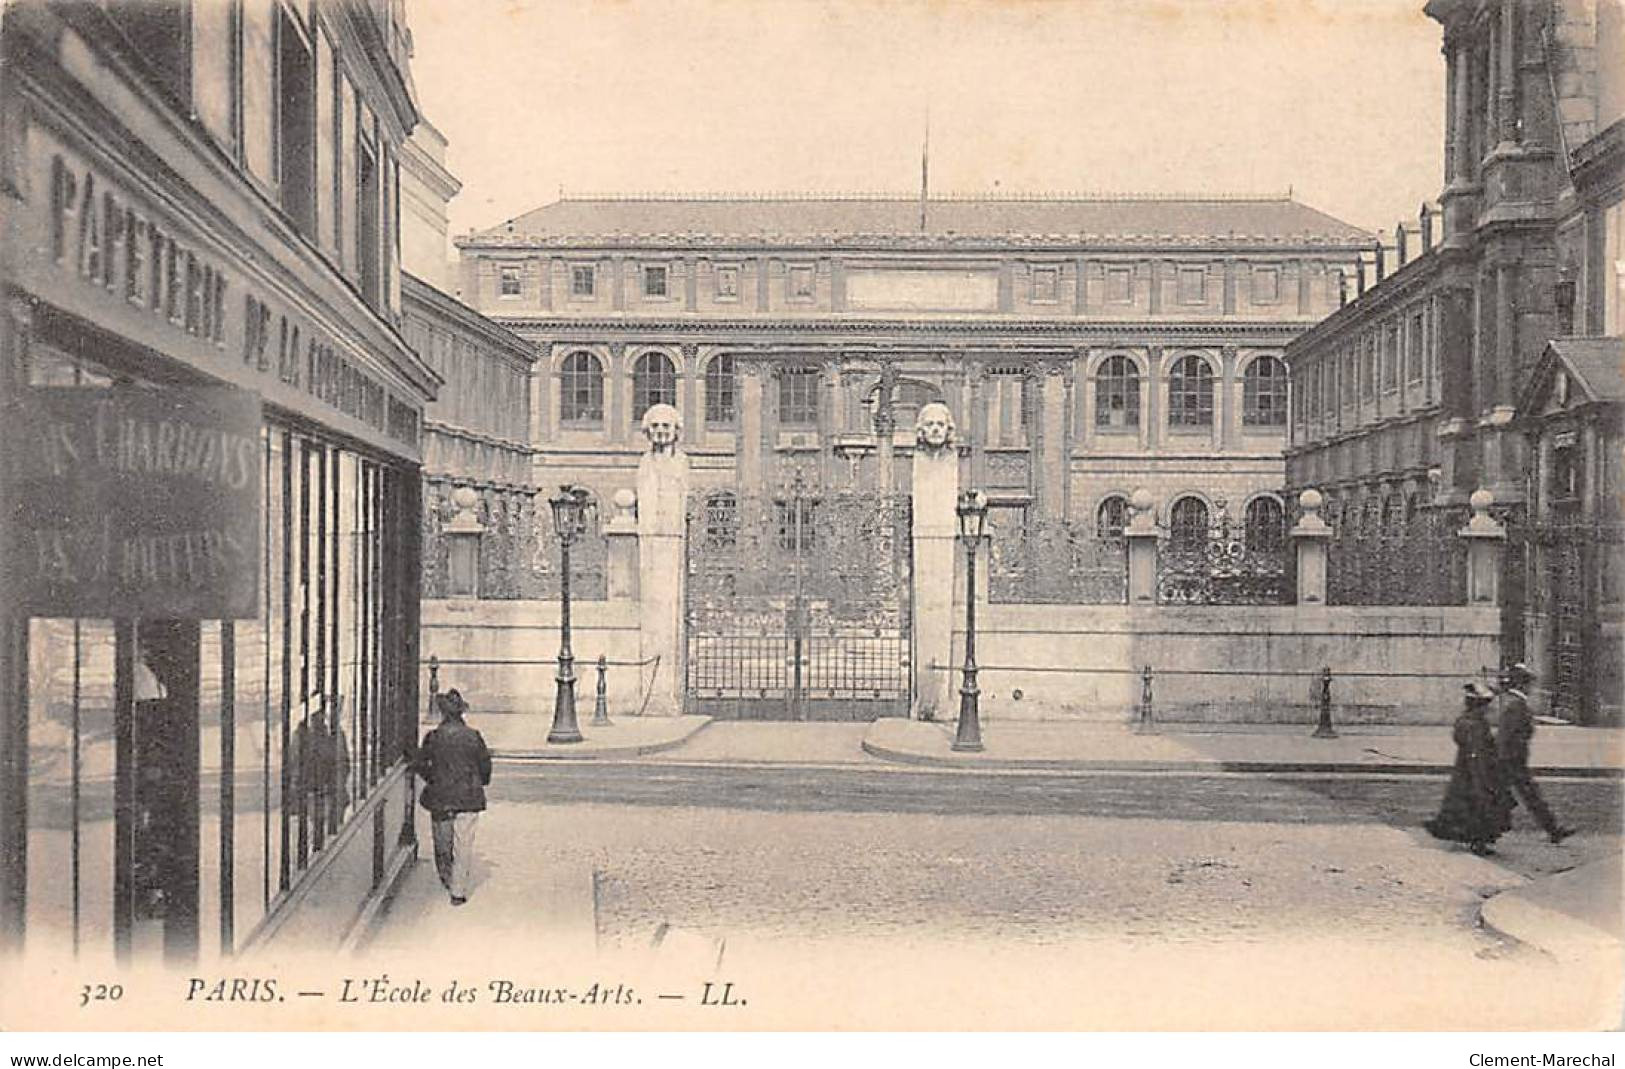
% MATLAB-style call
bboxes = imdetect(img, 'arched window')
[559,350,603,424]
[1244,496,1285,550]
[1096,495,1130,539]
[632,351,678,423]
[1168,355,1214,427]
[1170,496,1209,547]
[704,354,736,426]
[778,365,820,427]
[1095,355,1140,428]
[1243,356,1288,426]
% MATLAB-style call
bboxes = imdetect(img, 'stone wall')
[421,599,644,715]
[945,603,1502,724]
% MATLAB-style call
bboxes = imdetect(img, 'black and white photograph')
[0,0,1621,1045]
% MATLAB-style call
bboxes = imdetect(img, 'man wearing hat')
[411,689,493,905]
[1496,663,1575,844]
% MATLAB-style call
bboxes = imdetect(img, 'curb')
[1478,862,1625,965]
[859,737,1624,778]
[494,718,714,761]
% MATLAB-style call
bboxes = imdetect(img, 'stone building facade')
[456,195,1371,546]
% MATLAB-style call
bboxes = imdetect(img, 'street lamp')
[954,489,988,753]
[547,484,596,744]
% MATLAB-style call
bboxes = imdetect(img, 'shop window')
[560,351,604,425]
[631,352,678,423]
[1096,495,1130,540]
[1168,355,1214,427]
[571,264,596,298]
[705,354,736,425]
[1243,355,1288,426]
[778,366,819,427]
[1095,355,1140,429]
[643,264,668,299]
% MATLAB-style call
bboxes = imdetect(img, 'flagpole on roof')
[919,108,930,233]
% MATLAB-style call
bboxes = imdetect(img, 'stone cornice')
[458,234,1370,255]
[491,315,1311,343]
[423,418,534,457]
[1284,252,1451,358]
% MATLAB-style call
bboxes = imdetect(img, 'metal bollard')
[1313,665,1338,738]
[592,654,613,727]
[1133,665,1156,734]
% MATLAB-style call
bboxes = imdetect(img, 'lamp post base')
[548,672,583,744]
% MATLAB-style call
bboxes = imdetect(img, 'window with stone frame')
[1362,335,1376,399]
[1169,496,1210,547]
[1096,495,1130,540]
[1383,324,1400,390]
[1342,349,1356,406]
[1177,266,1207,305]
[705,354,736,425]
[1094,354,1141,429]
[1031,266,1059,303]
[643,263,669,299]
[1243,355,1288,426]
[1407,311,1425,383]
[499,265,522,297]
[778,366,819,426]
[1106,266,1133,303]
[714,264,740,300]
[1252,266,1281,304]
[1167,355,1214,427]
[559,350,604,424]
[788,264,815,301]
[571,264,596,298]
[631,351,678,423]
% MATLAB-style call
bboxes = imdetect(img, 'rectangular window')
[1342,350,1356,406]
[315,30,337,256]
[1606,200,1623,335]
[789,265,815,301]
[715,264,740,300]
[778,367,819,426]
[1252,267,1280,304]
[1106,267,1133,303]
[277,7,316,239]
[1383,324,1399,391]
[571,264,596,298]
[1362,336,1376,399]
[1031,266,1059,303]
[1407,312,1425,383]
[499,265,522,297]
[1177,266,1206,305]
[108,1,190,104]
[338,75,357,277]
[241,0,277,190]
[643,264,668,298]
[191,0,236,153]
[357,139,380,311]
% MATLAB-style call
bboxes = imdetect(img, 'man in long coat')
[411,689,492,905]
[1497,663,1575,844]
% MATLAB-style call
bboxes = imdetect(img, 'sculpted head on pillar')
[914,401,956,455]
[640,403,683,455]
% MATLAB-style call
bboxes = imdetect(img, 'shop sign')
[7,384,262,619]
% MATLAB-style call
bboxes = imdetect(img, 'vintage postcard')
[0,0,1621,1041]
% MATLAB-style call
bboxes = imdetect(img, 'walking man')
[1497,663,1576,844]
[412,689,492,905]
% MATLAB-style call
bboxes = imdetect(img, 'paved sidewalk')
[436,712,713,760]
[863,718,1625,776]
[1481,854,1624,966]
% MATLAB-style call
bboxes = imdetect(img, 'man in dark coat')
[1426,682,1514,856]
[411,689,492,905]
[1497,663,1575,844]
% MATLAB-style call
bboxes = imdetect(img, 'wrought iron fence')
[987,518,1127,604]
[1326,507,1466,606]
[1521,518,1624,723]
[1156,517,1290,605]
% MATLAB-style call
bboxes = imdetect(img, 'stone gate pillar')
[912,402,959,720]
[636,404,689,716]
[1125,488,1160,604]
[1291,488,1332,606]
[1460,488,1506,607]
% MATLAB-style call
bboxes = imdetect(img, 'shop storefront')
[1,39,433,962]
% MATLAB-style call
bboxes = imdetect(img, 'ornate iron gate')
[684,476,912,720]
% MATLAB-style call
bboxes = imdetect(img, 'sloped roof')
[1549,337,1625,404]
[463,196,1373,248]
